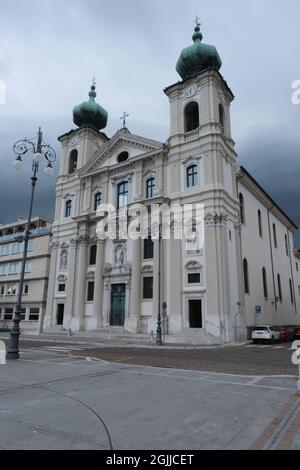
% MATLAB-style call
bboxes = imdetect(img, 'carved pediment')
[142,265,153,274]
[78,130,163,177]
[185,260,202,270]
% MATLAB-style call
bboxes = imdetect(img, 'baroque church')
[44,22,300,343]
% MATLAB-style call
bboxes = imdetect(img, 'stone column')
[152,239,160,333]
[93,240,105,328]
[43,240,59,331]
[74,236,88,330]
[128,238,141,333]
[65,239,77,328]
[167,237,182,333]
[204,213,231,341]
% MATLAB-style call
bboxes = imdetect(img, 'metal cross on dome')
[120,111,129,128]
[194,16,201,28]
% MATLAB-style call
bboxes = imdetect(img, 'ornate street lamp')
[6,127,56,360]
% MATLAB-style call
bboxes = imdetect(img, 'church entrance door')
[189,299,202,328]
[110,284,126,326]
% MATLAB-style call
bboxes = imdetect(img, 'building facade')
[0,217,51,333]
[44,23,300,342]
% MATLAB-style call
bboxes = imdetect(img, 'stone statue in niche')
[115,244,124,267]
[60,249,68,271]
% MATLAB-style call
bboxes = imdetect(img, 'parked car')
[252,326,280,344]
[278,327,293,343]
[293,327,300,340]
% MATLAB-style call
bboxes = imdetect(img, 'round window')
[117,151,129,163]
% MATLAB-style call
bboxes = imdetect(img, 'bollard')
[0,341,6,365]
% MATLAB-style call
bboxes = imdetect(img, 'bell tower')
[164,21,235,158]
[164,21,241,342]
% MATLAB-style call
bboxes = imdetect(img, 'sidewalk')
[0,348,300,450]
[0,331,242,350]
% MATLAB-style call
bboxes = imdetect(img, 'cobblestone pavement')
[3,336,297,376]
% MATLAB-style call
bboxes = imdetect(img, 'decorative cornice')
[205,213,228,227]
[78,236,90,246]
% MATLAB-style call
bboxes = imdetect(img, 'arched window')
[89,245,97,266]
[258,210,263,237]
[186,165,198,188]
[117,151,129,163]
[117,181,128,208]
[219,104,225,133]
[277,274,282,302]
[289,279,294,304]
[285,234,289,256]
[146,178,155,199]
[243,259,249,294]
[94,192,102,211]
[184,101,199,132]
[239,193,245,225]
[262,267,268,299]
[273,223,277,248]
[69,149,78,174]
[65,200,72,218]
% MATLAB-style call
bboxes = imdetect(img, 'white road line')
[42,346,83,349]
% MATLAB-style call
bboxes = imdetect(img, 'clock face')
[184,85,198,98]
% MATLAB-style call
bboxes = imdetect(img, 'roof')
[239,166,298,230]
[58,125,110,143]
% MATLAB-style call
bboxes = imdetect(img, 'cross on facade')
[120,111,129,128]
[92,76,96,87]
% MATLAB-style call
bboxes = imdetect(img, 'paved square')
[0,348,300,450]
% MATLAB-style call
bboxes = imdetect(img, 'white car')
[252,326,280,344]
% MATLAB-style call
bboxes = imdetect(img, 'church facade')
[44,23,300,342]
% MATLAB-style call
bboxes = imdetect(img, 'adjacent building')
[43,23,300,342]
[0,217,51,333]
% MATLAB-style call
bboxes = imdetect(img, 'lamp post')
[6,127,56,360]
[156,226,163,345]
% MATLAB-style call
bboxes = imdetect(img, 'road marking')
[42,346,85,351]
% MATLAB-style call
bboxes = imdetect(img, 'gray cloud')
[1,0,300,245]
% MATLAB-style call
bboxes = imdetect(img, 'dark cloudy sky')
[0,0,300,244]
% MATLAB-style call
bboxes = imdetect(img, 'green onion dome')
[73,84,108,131]
[176,23,222,80]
